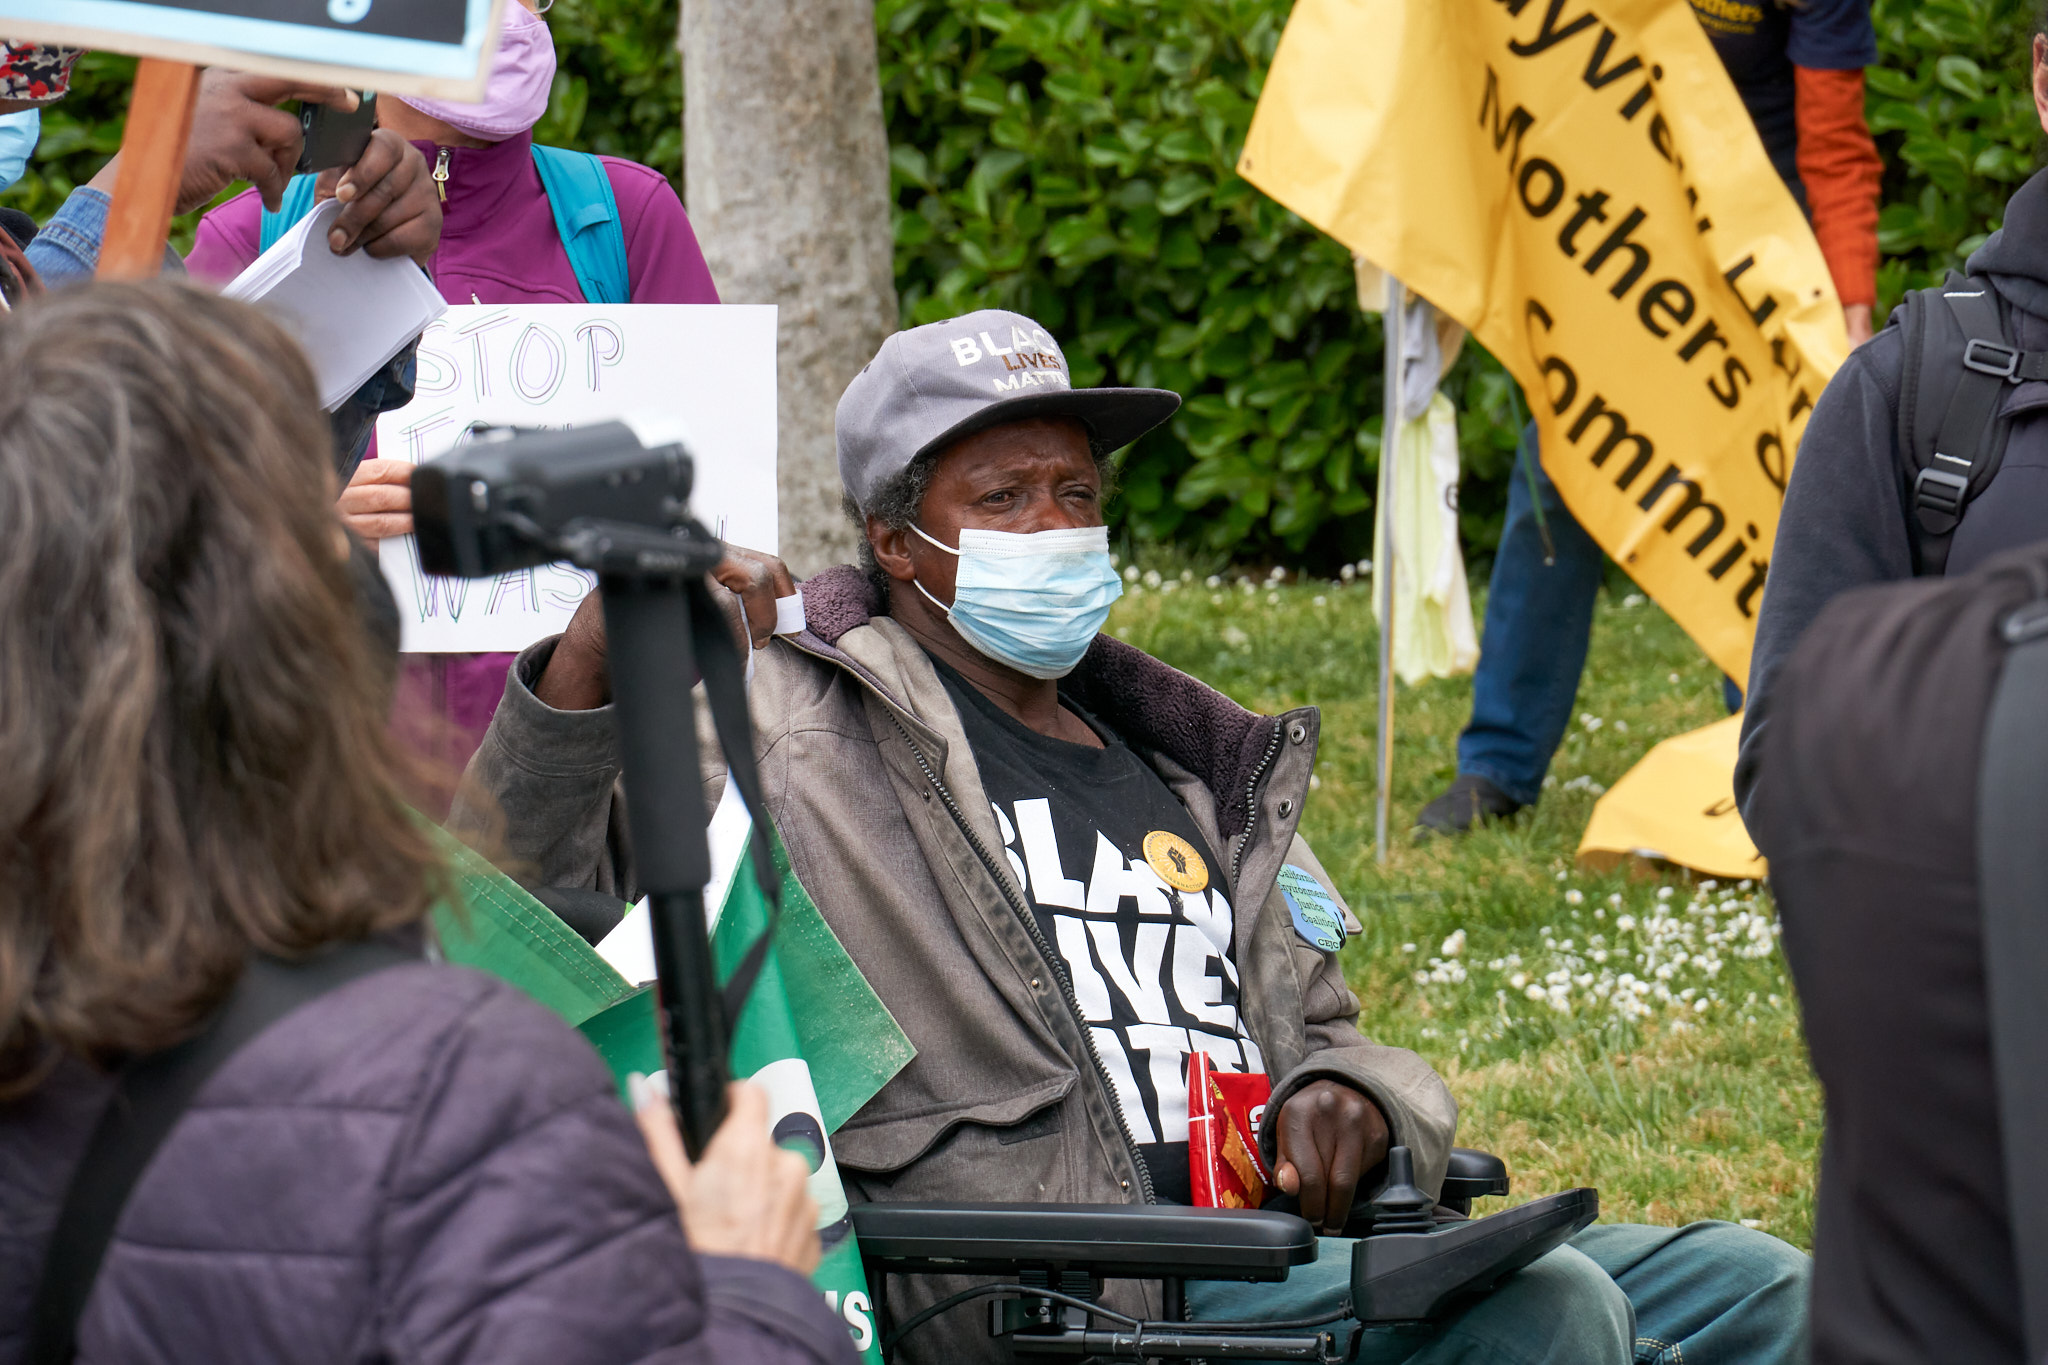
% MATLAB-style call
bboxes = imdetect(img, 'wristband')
[774,590,807,636]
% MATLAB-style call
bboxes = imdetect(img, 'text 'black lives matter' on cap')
[836,307,1182,512]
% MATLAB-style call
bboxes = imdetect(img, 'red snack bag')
[1187,1051,1273,1209]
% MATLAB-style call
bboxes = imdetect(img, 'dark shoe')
[1415,774,1524,836]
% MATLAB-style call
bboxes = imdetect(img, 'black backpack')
[1896,273,2048,575]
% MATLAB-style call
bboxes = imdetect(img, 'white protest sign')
[377,304,778,653]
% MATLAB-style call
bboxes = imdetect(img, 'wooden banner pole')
[97,59,202,280]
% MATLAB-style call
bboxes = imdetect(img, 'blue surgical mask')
[0,109,38,193]
[913,523,1123,680]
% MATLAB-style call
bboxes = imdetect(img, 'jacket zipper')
[1229,723,1285,884]
[432,147,451,202]
[885,711,1158,1204]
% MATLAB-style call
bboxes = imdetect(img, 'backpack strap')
[257,173,322,255]
[530,144,630,305]
[24,938,418,1365]
[1979,582,2048,1361]
[1900,276,2048,576]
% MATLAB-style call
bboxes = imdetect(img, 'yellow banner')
[1240,0,1847,682]
[1576,713,1764,879]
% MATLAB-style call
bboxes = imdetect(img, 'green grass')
[1105,563,1819,1248]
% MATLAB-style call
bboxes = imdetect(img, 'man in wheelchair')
[459,310,1809,1363]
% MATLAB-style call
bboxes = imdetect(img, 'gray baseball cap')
[836,308,1181,511]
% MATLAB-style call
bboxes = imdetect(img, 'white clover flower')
[1556,870,1568,881]
[1123,565,1140,582]
[1488,958,1506,971]
[1313,595,1328,607]
[1442,929,1466,958]
[1510,973,1529,989]
[1143,569,1163,589]
[1413,971,1429,985]
[1267,592,1281,606]
[1615,720,1629,734]
[1206,575,1222,589]
[1525,984,1546,1001]
[1616,915,1635,931]
[1211,594,1224,605]
[1565,890,1584,905]
[1701,879,1719,892]
[1694,997,1711,1013]
[1669,672,1681,684]
[1339,564,1356,581]
[1657,886,1673,901]
[1608,893,1622,908]
[1309,773,1321,790]
[1401,942,1417,954]
[1181,569,1194,582]
[1622,593,1645,608]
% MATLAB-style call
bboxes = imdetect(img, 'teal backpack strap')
[257,174,321,254]
[530,144,630,305]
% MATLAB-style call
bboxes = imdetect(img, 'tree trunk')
[681,0,899,576]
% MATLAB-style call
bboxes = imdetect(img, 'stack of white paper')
[223,198,446,411]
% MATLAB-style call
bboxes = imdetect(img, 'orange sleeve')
[1795,65,1884,309]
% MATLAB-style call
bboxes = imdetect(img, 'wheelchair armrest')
[1352,1187,1599,1322]
[849,1201,1317,1283]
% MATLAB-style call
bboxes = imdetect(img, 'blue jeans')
[1186,1221,1809,1364]
[1458,427,1741,806]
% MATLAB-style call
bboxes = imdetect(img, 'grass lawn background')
[1107,562,1819,1248]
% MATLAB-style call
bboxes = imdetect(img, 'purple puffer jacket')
[0,963,854,1365]
[185,132,723,770]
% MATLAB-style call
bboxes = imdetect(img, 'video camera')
[411,421,723,581]
[411,421,779,1159]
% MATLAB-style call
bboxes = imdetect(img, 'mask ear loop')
[907,523,962,616]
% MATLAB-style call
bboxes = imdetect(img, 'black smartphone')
[297,92,378,175]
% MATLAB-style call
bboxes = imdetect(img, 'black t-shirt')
[1689,0,1876,207]
[933,657,1264,1205]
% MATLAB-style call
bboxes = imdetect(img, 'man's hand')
[535,546,798,712]
[713,546,800,650]
[634,1078,822,1275]
[1845,303,1874,348]
[337,459,413,550]
[180,72,357,214]
[315,128,441,264]
[1272,1080,1391,1234]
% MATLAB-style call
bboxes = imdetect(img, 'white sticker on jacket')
[1276,864,1346,952]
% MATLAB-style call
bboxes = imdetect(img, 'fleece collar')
[797,564,1285,838]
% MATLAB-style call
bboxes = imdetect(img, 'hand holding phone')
[298,92,377,175]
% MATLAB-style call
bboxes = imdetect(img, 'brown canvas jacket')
[455,566,1456,1361]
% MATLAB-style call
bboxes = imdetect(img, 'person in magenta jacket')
[184,0,721,774]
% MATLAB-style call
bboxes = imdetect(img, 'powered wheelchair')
[528,886,1599,1365]
[849,1145,1597,1363]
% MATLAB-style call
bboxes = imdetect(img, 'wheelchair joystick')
[1366,1146,1436,1235]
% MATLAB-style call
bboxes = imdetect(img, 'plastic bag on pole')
[1372,391,1479,685]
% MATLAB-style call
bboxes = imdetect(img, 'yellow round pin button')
[1143,830,1209,894]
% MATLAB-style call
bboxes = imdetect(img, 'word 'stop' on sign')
[1,0,503,98]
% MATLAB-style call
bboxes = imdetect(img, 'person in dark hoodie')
[1735,13,2048,824]
[0,280,854,1365]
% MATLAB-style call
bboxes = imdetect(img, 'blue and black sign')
[1,0,498,94]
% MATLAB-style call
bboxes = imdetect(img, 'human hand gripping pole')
[409,421,781,1158]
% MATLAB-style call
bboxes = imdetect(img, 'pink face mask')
[397,2,556,141]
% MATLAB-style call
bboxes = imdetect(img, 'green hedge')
[3,0,2037,571]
